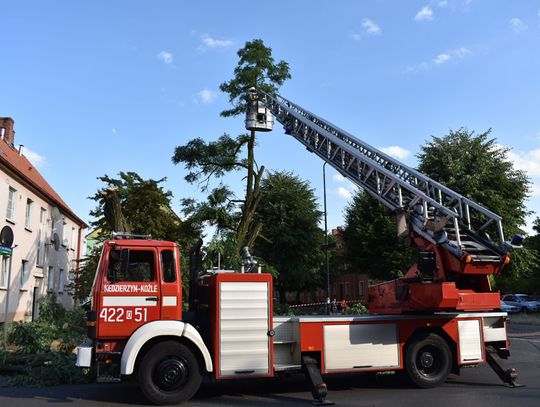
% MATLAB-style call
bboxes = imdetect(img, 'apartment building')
[0,117,86,322]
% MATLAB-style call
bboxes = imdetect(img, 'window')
[161,250,176,283]
[47,266,54,291]
[6,187,16,221]
[62,223,68,246]
[108,249,155,282]
[20,260,29,289]
[58,269,65,293]
[71,227,77,251]
[0,255,10,288]
[37,208,47,266]
[358,281,365,298]
[25,198,33,229]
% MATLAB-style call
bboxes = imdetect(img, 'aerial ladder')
[247,89,517,314]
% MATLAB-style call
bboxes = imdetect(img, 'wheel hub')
[420,351,434,368]
[155,358,188,390]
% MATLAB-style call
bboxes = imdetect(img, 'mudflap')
[302,355,334,406]
[485,346,524,388]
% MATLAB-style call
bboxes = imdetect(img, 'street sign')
[0,245,12,256]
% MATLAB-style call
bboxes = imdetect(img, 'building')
[0,117,87,323]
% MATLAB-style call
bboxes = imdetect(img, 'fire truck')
[76,90,522,405]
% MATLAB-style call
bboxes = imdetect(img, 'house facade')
[0,117,86,322]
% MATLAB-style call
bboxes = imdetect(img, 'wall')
[0,171,84,322]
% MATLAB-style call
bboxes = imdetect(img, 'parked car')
[500,300,520,314]
[500,294,539,313]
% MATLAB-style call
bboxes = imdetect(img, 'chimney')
[0,117,15,146]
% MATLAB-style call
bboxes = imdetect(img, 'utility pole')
[323,162,330,313]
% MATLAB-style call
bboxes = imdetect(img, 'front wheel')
[404,333,452,388]
[138,341,202,405]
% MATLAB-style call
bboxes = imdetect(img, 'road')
[1,324,539,407]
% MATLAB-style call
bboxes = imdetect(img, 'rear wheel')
[404,333,452,388]
[138,341,202,405]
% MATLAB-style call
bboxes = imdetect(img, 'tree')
[253,171,324,303]
[172,39,291,254]
[417,128,530,238]
[73,172,192,300]
[342,192,414,281]
[89,172,184,242]
[417,128,532,283]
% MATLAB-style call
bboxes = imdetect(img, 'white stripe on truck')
[163,296,177,306]
[103,296,158,306]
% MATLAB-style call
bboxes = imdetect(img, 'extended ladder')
[254,91,508,263]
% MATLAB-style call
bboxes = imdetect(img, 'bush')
[7,322,53,354]
[342,303,369,315]
[7,353,91,387]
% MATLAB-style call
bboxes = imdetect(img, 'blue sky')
[1,0,540,238]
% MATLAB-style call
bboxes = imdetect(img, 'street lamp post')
[323,162,330,313]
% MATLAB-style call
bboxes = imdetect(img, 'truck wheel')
[404,333,452,388]
[138,341,202,405]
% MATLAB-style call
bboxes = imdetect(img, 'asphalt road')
[1,324,539,407]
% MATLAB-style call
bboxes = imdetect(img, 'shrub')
[8,353,91,387]
[342,303,368,315]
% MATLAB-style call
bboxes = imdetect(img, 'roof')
[0,139,87,227]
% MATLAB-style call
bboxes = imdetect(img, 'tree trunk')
[102,188,130,233]
[236,130,265,253]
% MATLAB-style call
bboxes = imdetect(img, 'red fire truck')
[76,91,521,405]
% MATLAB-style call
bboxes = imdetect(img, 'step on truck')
[77,91,522,404]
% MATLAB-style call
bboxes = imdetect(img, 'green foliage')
[7,322,52,354]
[494,247,539,293]
[84,172,197,298]
[342,303,368,315]
[173,134,251,188]
[253,171,324,302]
[89,172,183,242]
[219,39,291,117]
[342,192,414,281]
[7,294,86,355]
[70,245,101,301]
[417,129,530,238]
[418,128,532,282]
[8,353,90,387]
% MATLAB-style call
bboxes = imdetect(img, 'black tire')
[404,333,452,388]
[138,341,202,405]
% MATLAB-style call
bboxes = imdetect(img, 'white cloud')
[337,186,352,199]
[380,145,412,160]
[454,47,471,58]
[506,147,540,179]
[509,17,528,33]
[434,53,451,64]
[361,18,382,35]
[198,34,234,52]
[415,6,433,22]
[437,0,448,7]
[351,33,362,41]
[194,88,217,104]
[408,46,471,72]
[112,128,118,135]
[20,146,47,168]
[501,146,540,211]
[157,50,173,64]
[333,173,345,183]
